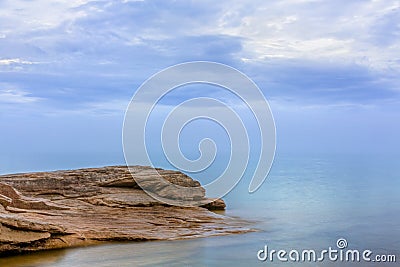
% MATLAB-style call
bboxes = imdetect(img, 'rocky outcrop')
[0,166,252,256]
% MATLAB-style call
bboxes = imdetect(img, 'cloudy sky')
[1,0,399,173]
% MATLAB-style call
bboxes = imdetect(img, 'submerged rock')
[0,166,252,256]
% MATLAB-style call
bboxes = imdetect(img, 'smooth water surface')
[1,154,399,266]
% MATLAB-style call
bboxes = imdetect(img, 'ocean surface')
[1,154,399,266]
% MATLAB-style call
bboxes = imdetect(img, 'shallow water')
[1,154,399,266]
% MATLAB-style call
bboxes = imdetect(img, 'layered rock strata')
[0,166,251,255]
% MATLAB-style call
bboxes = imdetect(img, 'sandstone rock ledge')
[0,166,252,256]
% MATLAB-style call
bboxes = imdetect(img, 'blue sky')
[1,0,400,173]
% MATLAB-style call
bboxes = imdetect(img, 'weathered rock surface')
[0,166,252,256]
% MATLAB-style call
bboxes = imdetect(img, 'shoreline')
[0,166,254,257]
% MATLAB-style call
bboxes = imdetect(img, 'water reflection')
[0,249,66,267]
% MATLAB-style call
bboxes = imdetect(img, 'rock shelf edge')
[0,166,254,256]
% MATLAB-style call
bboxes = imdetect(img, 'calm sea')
[1,154,399,266]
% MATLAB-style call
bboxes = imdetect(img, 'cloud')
[207,0,400,70]
[0,58,39,65]
[2,0,399,69]
[0,0,399,161]
[0,0,398,115]
[0,88,42,104]
[0,0,90,33]
[246,59,399,104]
[0,58,34,65]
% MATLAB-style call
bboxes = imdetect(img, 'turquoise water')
[1,154,399,266]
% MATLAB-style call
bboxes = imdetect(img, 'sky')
[1,0,400,174]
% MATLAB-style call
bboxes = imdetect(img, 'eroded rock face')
[0,166,250,256]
